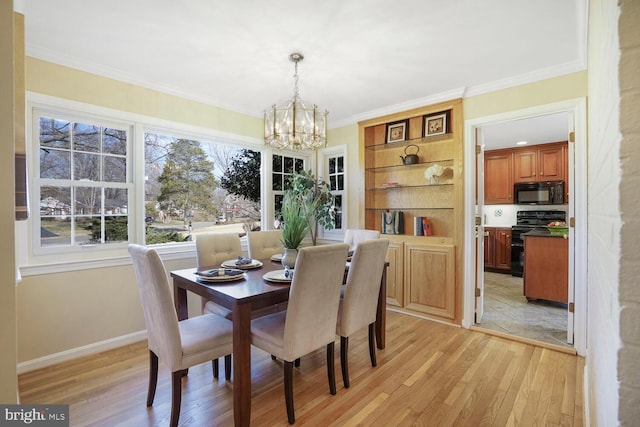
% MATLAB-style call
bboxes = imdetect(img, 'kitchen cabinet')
[523,235,568,303]
[484,150,513,204]
[513,142,565,183]
[385,241,404,307]
[484,227,511,272]
[404,242,456,320]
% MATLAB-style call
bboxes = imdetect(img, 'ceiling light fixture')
[516,141,528,145]
[264,53,328,150]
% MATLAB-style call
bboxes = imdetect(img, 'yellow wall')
[17,56,587,365]
[1,5,18,401]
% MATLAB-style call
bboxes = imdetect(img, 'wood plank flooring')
[18,311,584,426]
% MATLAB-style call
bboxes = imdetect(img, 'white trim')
[17,330,147,374]
[462,98,588,357]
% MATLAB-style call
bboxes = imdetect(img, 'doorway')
[462,98,588,356]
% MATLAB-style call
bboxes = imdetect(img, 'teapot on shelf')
[400,144,420,165]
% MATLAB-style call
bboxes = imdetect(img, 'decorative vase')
[281,248,298,269]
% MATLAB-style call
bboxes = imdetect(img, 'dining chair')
[343,229,380,250]
[251,243,350,424]
[247,230,284,259]
[336,238,389,388]
[128,244,233,427]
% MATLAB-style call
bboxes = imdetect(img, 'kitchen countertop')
[523,229,567,238]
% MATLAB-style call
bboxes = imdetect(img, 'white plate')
[221,259,264,270]
[270,253,284,262]
[263,269,292,283]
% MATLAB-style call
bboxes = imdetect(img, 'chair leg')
[212,358,219,378]
[284,361,295,424]
[327,342,336,395]
[170,371,183,427]
[224,354,232,381]
[147,350,159,406]
[294,358,301,367]
[340,336,350,388]
[368,323,377,367]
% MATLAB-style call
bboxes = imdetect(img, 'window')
[271,153,305,226]
[318,146,347,240]
[327,154,345,230]
[144,132,261,244]
[35,110,132,252]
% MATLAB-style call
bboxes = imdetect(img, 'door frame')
[461,97,587,356]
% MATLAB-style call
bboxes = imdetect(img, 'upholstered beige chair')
[251,243,350,424]
[128,244,233,427]
[343,229,380,250]
[336,238,389,388]
[247,230,284,260]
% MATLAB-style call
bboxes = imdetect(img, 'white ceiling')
[19,0,585,144]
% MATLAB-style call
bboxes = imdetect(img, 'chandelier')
[264,53,328,150]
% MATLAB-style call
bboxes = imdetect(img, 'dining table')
[171,256,387,427]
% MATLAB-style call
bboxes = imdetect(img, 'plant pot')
[281,248,298,269]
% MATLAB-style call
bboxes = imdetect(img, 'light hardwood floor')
[18,311,584,426]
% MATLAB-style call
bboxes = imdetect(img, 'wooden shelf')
[364,133,455,151]
[365,183,453,191]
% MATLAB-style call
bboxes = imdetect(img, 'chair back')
[195,232,241,268]
[344,229,380,250]
[128,244,182,370]
[247,230,283,259]
[282,243,350,360]
[338,239,390,337]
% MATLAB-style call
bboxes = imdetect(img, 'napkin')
[236,256,253,266]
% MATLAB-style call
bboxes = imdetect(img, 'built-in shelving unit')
[358,98,464,324]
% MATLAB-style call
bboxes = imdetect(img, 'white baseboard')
[17,330,148,374]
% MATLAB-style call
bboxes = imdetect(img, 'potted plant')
[286,170,336,246]
[279,191,309,268]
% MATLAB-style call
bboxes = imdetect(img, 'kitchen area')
[478,113,572,348]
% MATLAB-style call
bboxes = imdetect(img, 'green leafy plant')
[280,191,309,249]
[286,170,336,246]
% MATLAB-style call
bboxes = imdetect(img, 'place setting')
[194,268,246,283]
[221,255,264,270]
[263,267,294,284]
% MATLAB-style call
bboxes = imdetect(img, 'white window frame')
[21,93,266,273]
[318,145,347,241]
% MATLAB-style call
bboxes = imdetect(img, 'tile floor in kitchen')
[477,271,571,348]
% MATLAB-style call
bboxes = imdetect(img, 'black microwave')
[514,181,565,205]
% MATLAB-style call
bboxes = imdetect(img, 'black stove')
[510,210,566,276]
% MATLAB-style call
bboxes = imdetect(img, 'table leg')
[173,280,188,321]
[375,266,387,349]
[233,302,252,427]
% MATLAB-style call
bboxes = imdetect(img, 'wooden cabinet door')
[538,145,564,181]
[484,227,496,268]
[495,228,511,270]
[404,243,455,320]
[484,151,513,204]
[523,236,568,303]
[513,149,537,183]
[385,241,404,307]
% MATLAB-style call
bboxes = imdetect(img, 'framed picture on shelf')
[424,112,447,137]
[386,120,408,143]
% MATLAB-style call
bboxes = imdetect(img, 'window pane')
[104,216,128,243]
[74,216,97,245]
[329,157,336,174]
[272,173,282,191]
[337,156,344,173]
[74,152,100,181]
[40,186,71,217]
[103,155,126,183]
[284,157,294,174]
[103,128,127,155]
[40,117,70,149]
[73,123,101,153]
[330,175,337,191]
[40,148,70,179]
[75,187,101,215]
[338,175,344,191]
[294,159,304,173]
[41,217,71,246]
[272,155,282,172]
[105,188,128,215]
